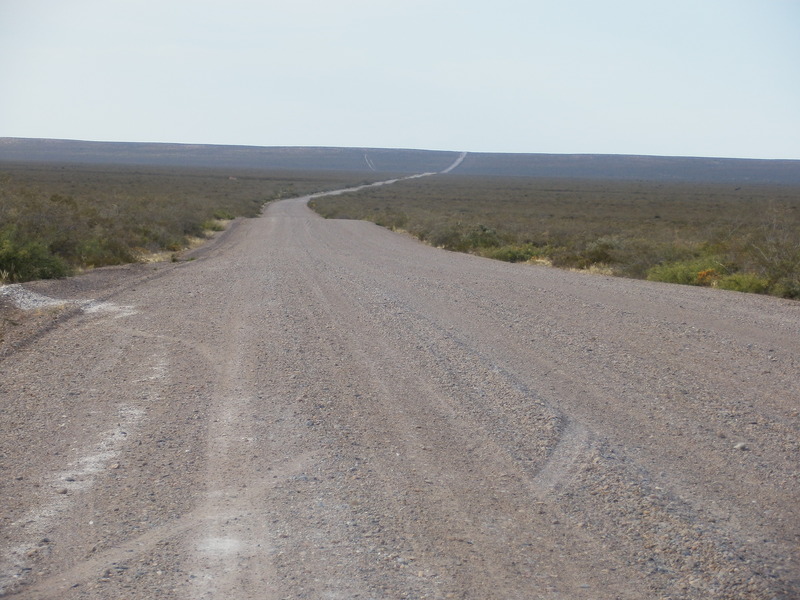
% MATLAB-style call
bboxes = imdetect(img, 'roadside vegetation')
[311,175,800,299]
[0,163,373,283]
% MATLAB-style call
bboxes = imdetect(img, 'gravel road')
[1,179,799,599]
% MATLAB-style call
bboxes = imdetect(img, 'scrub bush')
[646,258,726,286]
[0,227,71,281]
[312,174,800,299]
[717,273,770,294]
[0,163,371,282]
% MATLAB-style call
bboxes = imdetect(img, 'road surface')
[1,177,799,599]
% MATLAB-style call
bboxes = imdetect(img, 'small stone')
[734,442,749,451]
[57,488,68,494]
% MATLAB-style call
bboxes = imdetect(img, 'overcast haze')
[2,0,799,159]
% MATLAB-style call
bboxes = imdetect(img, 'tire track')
[267,221,642,599]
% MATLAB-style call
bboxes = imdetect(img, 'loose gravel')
[1,185,798,599]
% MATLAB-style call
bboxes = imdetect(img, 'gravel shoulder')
[1,191,798,599]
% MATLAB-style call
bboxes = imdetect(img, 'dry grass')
[0,162,376,282]
[311,174,800,298]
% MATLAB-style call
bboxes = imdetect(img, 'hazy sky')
[2,0,799,159]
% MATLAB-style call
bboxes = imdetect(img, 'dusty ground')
[1,185,799,599]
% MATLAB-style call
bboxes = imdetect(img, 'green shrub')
[582,235,625,264]
[747,224,800,299]
[481,244,546,263]
[428,225,468,251]
[76,237,135,267]
[212,209,235,220]
[646,257,726,286]
[0,228,71,281]
[768,278,800,300]
[373,210,408,230]
[202,220,226,232]
[466,224,501,248]
[717,272,770,294]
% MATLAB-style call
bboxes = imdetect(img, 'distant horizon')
[4,135,800,163]
[2,2,798,162]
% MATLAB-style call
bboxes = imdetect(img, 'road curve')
[1,181,798,599]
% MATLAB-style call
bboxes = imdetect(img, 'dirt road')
[1,179,799,599]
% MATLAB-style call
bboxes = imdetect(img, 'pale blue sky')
[2,0,798,159]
